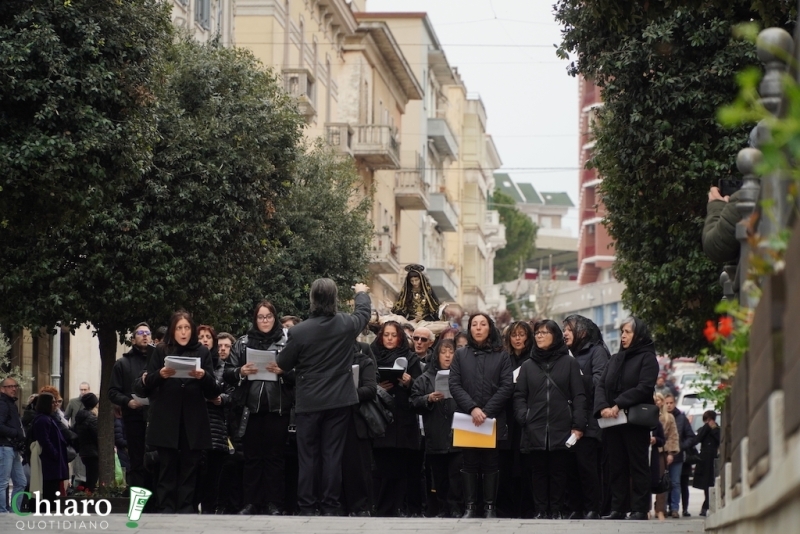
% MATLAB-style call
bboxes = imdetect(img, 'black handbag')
[357,387,395,438]
[626,404,659,428]
[652,469,671,494]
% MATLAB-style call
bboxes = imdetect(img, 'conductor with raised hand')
[278,279,371,516]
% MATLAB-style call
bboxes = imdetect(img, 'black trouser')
[242,411,290,510]
[604,424,651,513]
[681,467,691,512]
[295,407,351,514]
[218,449,244,513]
[428,452,463,516]
[461,448,499,474]
[528,449,572,514]
[373,447,421,516]
[702,487,710,512]
[341,415,373,514]
[156,423,202,514]
[81,456,99,492]
[497,448,534,518]
[567,436,602,513]
[199,449,227,512]
[41,480,60,503]
[123,417,150,490]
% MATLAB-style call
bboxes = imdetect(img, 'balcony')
[352,124,400,169]
[325,123,353,157]
[369,233,401,275]
[427,266,459,302]
[394,170,429,210]
[427,117,459,159]
[427,192,458,232]
[485,210,506,250]
[282,68,316,121]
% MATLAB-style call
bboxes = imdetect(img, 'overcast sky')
[366,0,580,233]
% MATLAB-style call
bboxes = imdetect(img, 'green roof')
[493,172,524,203]
[540,192,574,207]
[517,182,542,205]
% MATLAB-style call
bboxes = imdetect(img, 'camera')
[718,178,743,198]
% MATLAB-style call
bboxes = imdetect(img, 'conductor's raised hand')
[354,283,369,293]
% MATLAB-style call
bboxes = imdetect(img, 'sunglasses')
[412,336,430,343]
[136,330,151,336]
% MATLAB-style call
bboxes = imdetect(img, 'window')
[195,0,210,29]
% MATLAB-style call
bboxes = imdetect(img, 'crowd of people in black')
[0,277,720,520]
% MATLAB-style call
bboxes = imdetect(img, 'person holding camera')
[702,186,743,264]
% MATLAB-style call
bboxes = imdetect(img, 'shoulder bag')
[626,404,660,428]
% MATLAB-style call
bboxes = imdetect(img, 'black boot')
[461,471,479,519]
[483,471,500,519]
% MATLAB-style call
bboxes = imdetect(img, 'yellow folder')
[453,423,497,448]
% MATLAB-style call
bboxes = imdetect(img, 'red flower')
[717,382,729,391]
[703,320,718,343]
[718,316,734,338]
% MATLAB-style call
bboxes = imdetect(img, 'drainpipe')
[51,324,61,390]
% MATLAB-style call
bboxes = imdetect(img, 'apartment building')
[171,0,236,45]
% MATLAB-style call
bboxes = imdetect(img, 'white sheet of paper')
[352,364,359,388]
[393,357,408,370]
[165,356,200,378]
[435,370,452,399]
[597,410,628,429]
[247,348,278,381]
[131,394,150,406]
[513,367,521,383]
[452,412,496,435]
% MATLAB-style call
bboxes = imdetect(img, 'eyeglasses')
[1,384,20,389]
[534,331,552,337]
[257,314,275,322]
[412,336,430,343]
[135,330,151,336]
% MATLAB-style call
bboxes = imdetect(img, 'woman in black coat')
[513,319,586,519]
[594,316,659,520]
[497,321,534,518]
[449,312,513,519]
[74,393,99,492]
[371,320,424,517]
[562,314,609,519]
[29,393,69,503]
[224,301,293,516]
[341,341,377,516]
[196,324,230,514]
[136,310,219,513]
[689,410,720,516]
[410,340,462,518]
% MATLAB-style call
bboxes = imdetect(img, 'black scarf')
[370,339,413,368]
[530,335,569,367]
[164,340,203,355]
[246,323,284,349]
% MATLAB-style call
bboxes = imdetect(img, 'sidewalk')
[1,514,706,534]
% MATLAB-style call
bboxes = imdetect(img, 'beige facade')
[171,0,236,45]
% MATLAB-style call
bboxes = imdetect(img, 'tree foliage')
[492,189,537,284]
[555,0,795,356]
[254,144,373,321]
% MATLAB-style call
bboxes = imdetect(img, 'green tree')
[555,1,794,356]
[492,189,537,284]
[0,15,302,484]
[253,143,373,320]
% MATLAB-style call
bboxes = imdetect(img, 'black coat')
[410,361,457,454]
[670,407,697,464]
[74,408,98,458]
[277,292,371,413]
[372,343,423,450]
[594,342,659,418]
[572,341,609,439]
[650,421,666,488]
[224,331,293,415]
[108,345,152,421]
[689,424,720,489]
[499,350,530,452]
[449,345,514,441]
[136,342,219,450]
[31,414,69,481]
[208,354,230,452]
[352,344,378,440]
[0,392,24,450]
[513,352,587,452]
